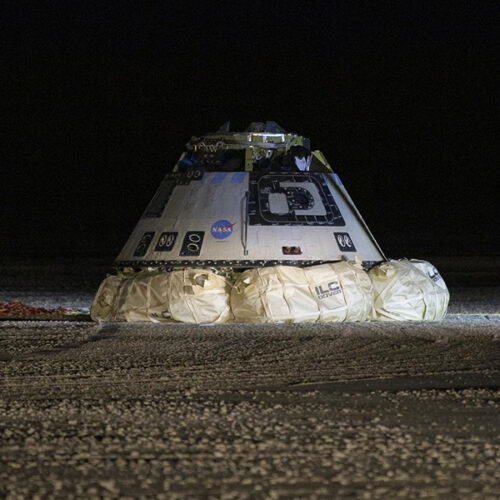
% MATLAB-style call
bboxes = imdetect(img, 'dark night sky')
[1,1,498,259]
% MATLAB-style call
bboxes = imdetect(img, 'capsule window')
[282,246,302,255]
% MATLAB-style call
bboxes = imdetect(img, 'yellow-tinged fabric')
[113,273,171,322]
[333,261,374,322]
[168,269,233,324]
[91,270,232,323]
[302,264,347,321]
[231,261,373,323]
[369,259,449,321]
[91,259,448,324]
[90,275,123,322]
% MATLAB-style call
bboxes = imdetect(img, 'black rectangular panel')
[155,232,178,252]
[180,231,205,256]
[334,232,356,252]
[142,178,177,218]
[133,232,155,257]
[248,172,345,226]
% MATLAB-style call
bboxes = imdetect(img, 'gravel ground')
[1,317,500,499]
[1,258,500,498]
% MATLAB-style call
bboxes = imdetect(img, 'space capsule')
[115,121,386,270]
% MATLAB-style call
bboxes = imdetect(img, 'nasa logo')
[211,220,236,240]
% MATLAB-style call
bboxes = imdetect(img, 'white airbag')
[369,259,449,321]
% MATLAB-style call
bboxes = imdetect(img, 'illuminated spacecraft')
[92,121,449,323]
[115,121,386,270]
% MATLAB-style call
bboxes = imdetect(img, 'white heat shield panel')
[115,170,384,267]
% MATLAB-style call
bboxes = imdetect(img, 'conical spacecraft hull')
[115,123,385,269]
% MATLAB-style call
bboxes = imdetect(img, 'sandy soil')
[1,317,500,499]
[1,258,499,498]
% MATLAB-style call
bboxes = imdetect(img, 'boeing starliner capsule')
[115,121,386,270]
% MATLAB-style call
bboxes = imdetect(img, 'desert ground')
[1,258,499,498]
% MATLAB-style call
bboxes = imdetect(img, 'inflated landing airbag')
[230,260,373,323]
[91,269,232,323]
[91,259,449,323]
[369,260,449,321]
